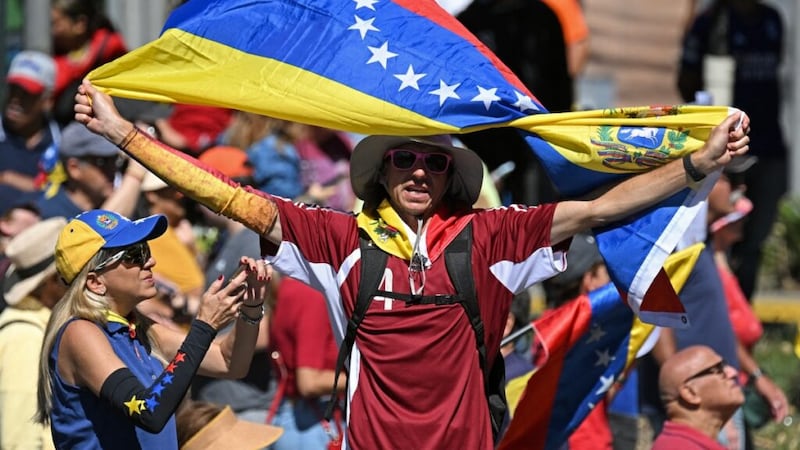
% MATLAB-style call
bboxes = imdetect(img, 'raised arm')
[550,112,750,245]
[152,258,271,378]
[73,80,285,245]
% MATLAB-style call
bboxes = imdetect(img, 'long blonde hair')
[35,248,157,424]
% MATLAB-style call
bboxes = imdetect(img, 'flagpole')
[501,324,533,347]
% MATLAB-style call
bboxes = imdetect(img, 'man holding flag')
[73,76,749,448]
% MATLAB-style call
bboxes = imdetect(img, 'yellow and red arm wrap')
[122,129,278,236]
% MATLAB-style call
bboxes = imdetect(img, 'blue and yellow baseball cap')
[55,210,168,284]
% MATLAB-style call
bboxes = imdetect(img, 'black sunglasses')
[93,242,151,273]
[384,149,452,174]
[684,360,726,383]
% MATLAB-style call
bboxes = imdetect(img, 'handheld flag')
[88,0,732,326]
[499,244,703,450]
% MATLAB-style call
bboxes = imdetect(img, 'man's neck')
[671,412,726,439]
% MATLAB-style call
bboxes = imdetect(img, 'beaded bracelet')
[238,304,265,325]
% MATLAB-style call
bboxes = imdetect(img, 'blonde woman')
[36,209,271,449]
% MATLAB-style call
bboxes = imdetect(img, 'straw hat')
[181,406,283,450]
[3,217,67,305]
[350,135,484,208]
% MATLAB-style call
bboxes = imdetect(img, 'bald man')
[652,345,744,450]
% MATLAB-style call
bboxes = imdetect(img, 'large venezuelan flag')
[88,0,732,326]
[498,244,702,450]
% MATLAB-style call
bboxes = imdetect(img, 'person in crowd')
[267,275,343,449]
[708,169,788,445]
[0,217,67,450]
[34,120,147,220]
[156,104,234,155]
[652,345,744,450]
[290,123,356,212]
[637,156,758,448]
[191,146,275,427]
[677,0,787,301]
[221,112,303,200]
[50,0,127,125]
[176,399,283,450]
[0,197,41,311]
[1,51,59,209]
[139,171,205,323]
[74,78,750,448]
[35,209,270,449]
[541,0,591,78]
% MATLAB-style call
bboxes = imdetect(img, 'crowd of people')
[0,0,793,449]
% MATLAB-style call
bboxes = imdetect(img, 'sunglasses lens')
[391,150,417,170]
[425,154,450,173]
[121,243,150,266]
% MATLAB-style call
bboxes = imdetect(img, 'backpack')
[324,222,508,441]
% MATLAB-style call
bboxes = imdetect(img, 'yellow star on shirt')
[124,395,147,416]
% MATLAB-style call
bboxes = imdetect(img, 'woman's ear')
[85,272,107,296]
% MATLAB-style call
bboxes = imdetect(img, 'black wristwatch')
[683,154,706,182]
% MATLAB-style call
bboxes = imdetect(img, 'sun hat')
[710,196,753,234]
[350,135,484,207]
[180,405,283,450]
[55,210,168,284]
[6,50,55,95]
[3,217,67,305]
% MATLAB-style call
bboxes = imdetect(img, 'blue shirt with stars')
[49,318,178,450]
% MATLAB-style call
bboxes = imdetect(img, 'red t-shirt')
[718,267,763,349]
[167,104,233,153]
[54,29,127,98]
[269,277,338,398]
[652,421,726,450]
[265,199,563,449]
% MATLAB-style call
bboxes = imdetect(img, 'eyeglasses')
[684,360,726,383]
[384,149,452,174]
[93,242,151,273]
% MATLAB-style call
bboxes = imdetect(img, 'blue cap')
[55,210,168,283]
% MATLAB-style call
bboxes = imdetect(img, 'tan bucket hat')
[350,135,484,208]
[3,217,68,305]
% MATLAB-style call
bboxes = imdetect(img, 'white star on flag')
[587,325,606,343]
[471,86,500,110]
[513,91,540,113]
[429,80,461,106]
[349,16,379,40]
[394,65,426,91]
[353,0,379,11]
[594,348,616,367]
[596,374,615,395]
[366,42,398,69]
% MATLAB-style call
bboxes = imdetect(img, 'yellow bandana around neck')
[106,310,137,339]
[357,199,413,260]
[356,199,476,262]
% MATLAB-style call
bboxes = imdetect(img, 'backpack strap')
[444,223,507,440]
[324,229,387,421]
